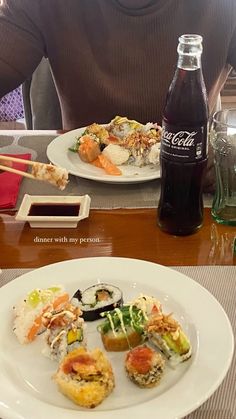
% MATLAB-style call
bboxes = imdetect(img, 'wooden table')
[0,208,235,268]
[0,130,235,419]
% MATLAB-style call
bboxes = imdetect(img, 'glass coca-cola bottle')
[158,34,208,235]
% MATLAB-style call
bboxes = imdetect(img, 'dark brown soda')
[158,157,207,235]
[163,68,208,126]
[158,67,208,235]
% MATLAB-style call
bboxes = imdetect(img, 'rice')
[31,163,68,190]
[13,286,69,344]
[42,304,85,361]
[147,143,161,165]
[13,300,46,344]
[102,144,130,165]
[125,345,165,388]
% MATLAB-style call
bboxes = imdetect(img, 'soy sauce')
[28,203,80,217]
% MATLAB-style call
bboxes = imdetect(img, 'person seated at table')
[0,0,235,191]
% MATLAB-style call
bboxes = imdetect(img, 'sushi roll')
[42,303,85,362]
[125,345,165,388]
[128,294,162,319]
[146,313,192,365]
[31,163,68,190]
[13,285,69,344]
[54,347,115,408]
[72,283,123,321]
[97,305,146,352]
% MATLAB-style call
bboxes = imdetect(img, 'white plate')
[46,129,160,184]
[0,257,233,419]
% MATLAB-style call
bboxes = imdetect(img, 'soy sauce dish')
[15,194,91,228]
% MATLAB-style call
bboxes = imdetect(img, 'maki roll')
[72,283,123,321]
[13,285,69,344]
[98,305,146,351]
[146,313,192,365]
[125,345,165,388]
[54,347,115,408]
[42,303,85,361]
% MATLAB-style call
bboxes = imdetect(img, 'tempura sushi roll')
[13,286,69,344]
[72,283,123,321]
[42,303,85,361]
[54,347,115,408]
[125,345,165,388]
[146,313,192,365]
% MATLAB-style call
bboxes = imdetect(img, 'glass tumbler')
[210,109,236,226]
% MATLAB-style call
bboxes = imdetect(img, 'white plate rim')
[46,129,160,184]
[0,257,234,419]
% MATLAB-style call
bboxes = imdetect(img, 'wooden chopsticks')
[0,154,68,191]
[0,154,40,179]
[0,154,37,179]
[0,154,39,167]
[0,164,35,179]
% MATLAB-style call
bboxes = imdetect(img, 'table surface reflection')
[0,208,235,268]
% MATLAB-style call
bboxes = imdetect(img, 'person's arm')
[0,0,45,98]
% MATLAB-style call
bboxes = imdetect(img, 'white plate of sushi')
[47,127,161,184]
[0,257,234,419]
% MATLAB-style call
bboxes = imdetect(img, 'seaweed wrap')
[72,283,123,321]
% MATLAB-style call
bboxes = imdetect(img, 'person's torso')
[34,0,234,129]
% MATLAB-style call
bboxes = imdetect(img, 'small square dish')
[15,194,91,228]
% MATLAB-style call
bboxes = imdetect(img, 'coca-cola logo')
[162,128,197,147]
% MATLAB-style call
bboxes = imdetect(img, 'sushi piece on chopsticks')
[72,283,123,321]
[146,312,192,365]
[0,155,68,190]
[54,347,115,408]
[125,345,165,388]
[31,162,68,190]
[42,303,85,362]
[13,286,69,344]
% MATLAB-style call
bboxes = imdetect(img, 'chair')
[22,58,62,130]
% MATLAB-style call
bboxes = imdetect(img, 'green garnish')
[27,289,41,308]
[68,130,88,153]
[47,286,61,293]
[68,146,78,152]
[98,305,146,335]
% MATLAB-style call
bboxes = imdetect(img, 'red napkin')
[0,153,31,209]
